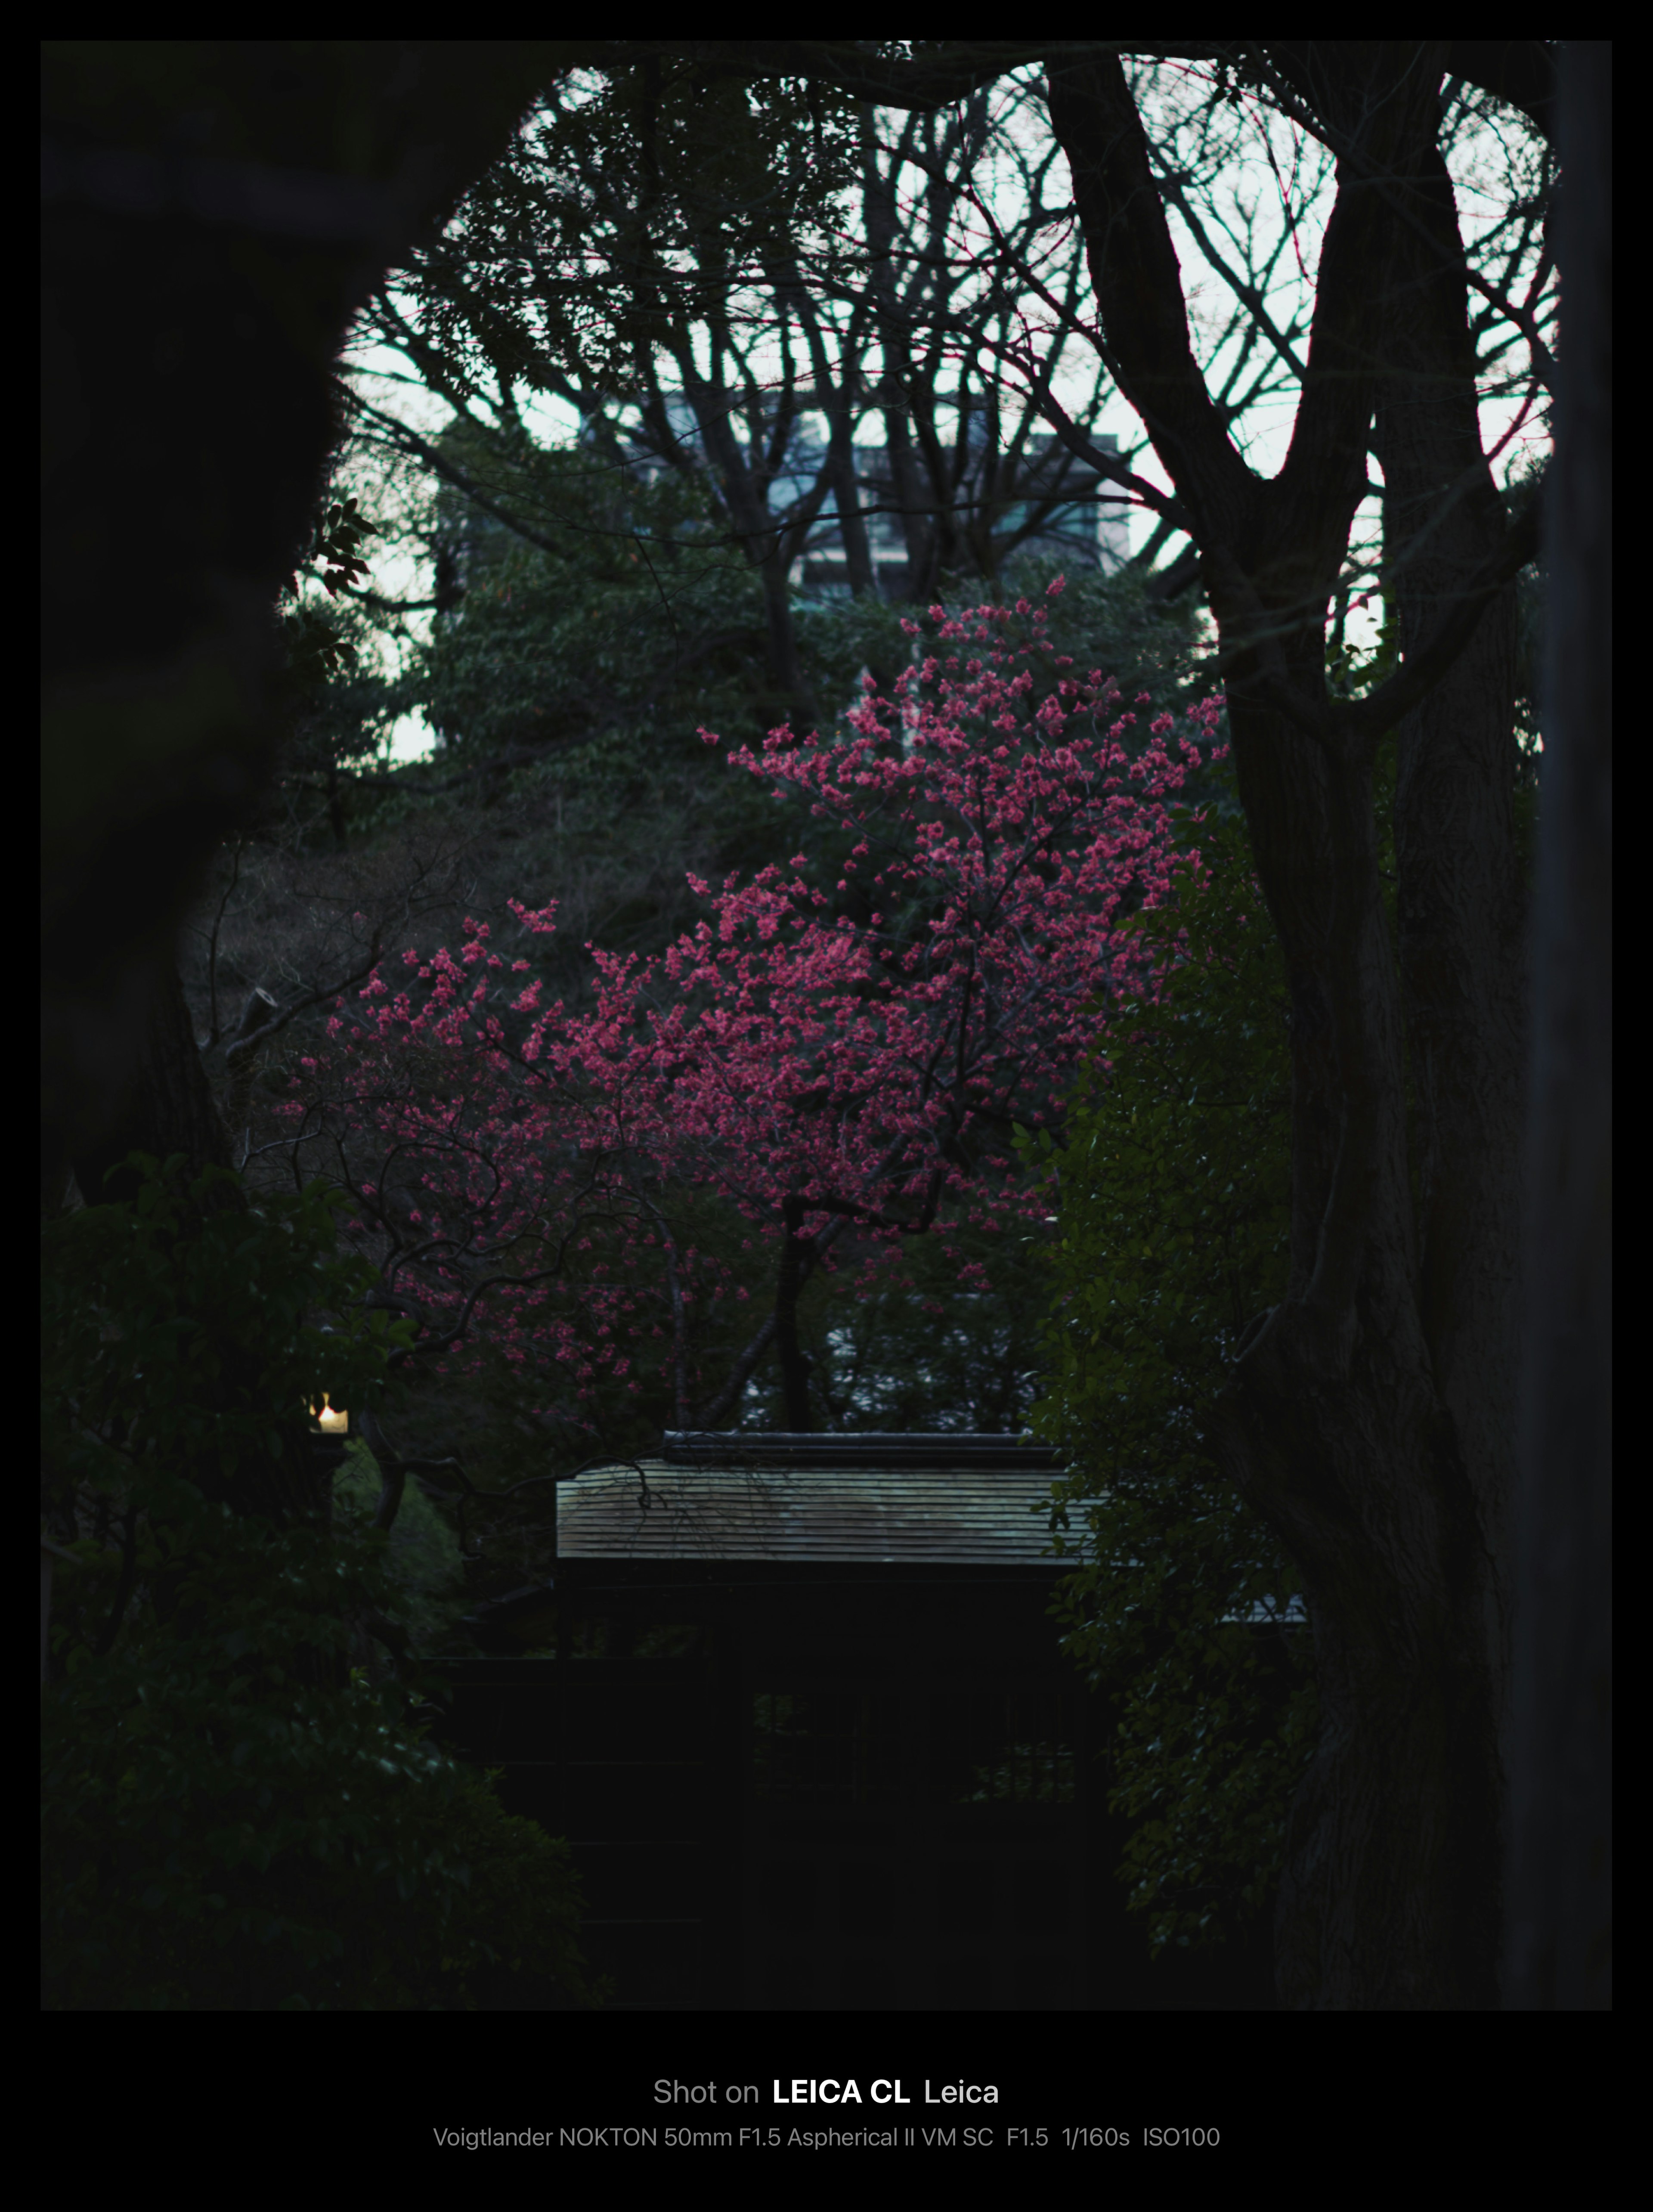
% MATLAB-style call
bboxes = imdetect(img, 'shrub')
[41,1157,599,2009]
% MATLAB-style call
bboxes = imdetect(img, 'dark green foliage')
[273,483,423,835]
[782,1223,1053,1437]
[1025,772,1316,1952]
[41,1158,599,2010]
[279,492,381,696]
[334,1437,469,1653]
[402,65,865,402]
[1001,554,1213,722]
[420,435,775,762]
[375,1191,1051,1536]
[45,1156,406,1520]
[41,1590,595,2010]
[796,589,924,720]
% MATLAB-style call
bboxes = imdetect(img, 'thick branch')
[219,939,384,1149]
[1343,493,1542,745]
[693,1310,779,1431]
[355,1403,472,1539]
[1210,489,1541,757]
[1045,53,1251,523]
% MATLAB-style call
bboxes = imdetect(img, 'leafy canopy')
[403,65,866,402]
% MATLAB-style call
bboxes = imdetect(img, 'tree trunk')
[1220,50,1523,2014]
[774,1198,817,1429]
[41,42,571,1197]
[1505,39,1613,2011]
[757,537,820,732]
[1047,42,1526,2007]
[70,958,235,1206]
[676,349,821,732]
[1214,645,1506,2011]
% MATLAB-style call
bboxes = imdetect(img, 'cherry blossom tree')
[279,589,1221,1438]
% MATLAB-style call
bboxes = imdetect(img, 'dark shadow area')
[429,1562,1278,2011]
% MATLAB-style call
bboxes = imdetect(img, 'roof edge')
[660,1430,1062,1470]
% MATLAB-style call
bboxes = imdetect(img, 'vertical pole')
[1505,40,1613,2011]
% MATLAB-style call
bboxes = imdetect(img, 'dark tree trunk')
[679,389,820,729]
[1240,48,1525,2013]
[1505,39,1613,2011]
[757,537,820,732]
[774,1198,817,1430]
[823,412,877,600]
[1047,42,1534,2007]
[41,41,573,1197]
[70,958,234,1206]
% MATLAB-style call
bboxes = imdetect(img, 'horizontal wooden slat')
[557,1461,1062,1563]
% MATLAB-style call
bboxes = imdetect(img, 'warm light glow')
[312,1398,349,1435]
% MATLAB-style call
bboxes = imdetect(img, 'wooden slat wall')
[557,1462,1062,1563]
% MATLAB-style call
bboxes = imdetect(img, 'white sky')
[333,65,1550,766]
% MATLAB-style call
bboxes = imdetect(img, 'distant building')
[790,428,1131,600]
[625,399,1131,602]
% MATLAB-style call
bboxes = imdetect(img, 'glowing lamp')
[310,1396,350,1437]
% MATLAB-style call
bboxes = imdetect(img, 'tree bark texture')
[1047,43,1535,2006]
[70,959,234,1206]
[1505,40,1612,2011]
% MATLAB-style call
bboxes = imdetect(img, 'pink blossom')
[288,594,1226,1404]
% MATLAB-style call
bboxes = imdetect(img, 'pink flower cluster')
[285,598,1224,1414]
